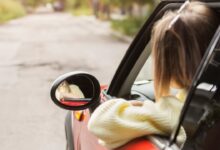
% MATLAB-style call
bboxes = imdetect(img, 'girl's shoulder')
[155,95,184,113]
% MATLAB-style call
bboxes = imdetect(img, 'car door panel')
[73,110,108,150]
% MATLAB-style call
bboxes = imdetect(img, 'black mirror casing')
[50,71,101,110]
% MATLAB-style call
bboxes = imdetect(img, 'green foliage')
[16,0,37,7]
[66,0,92,16]
[66,0,89,9]
[66,0,75,8]
[110,0,133,7]
[46,0,56,3]
[110,0,160,36]
[17,0,51,7]
[111,17,146,36]
[0,0,26,23]
[70,7,92,16]
[25,0,39,7]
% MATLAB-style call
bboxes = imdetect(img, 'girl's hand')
[129,100,143,106]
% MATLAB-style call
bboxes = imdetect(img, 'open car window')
[135,46,153,81]
[131,46,179,101]
[130,43,156,101]
[107,1,186,98]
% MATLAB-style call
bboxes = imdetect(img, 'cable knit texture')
[88,95,186,149]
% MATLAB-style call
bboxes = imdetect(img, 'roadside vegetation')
[0,0,159,36]
[65,0,159,36]
[0,0,57,23]
[0,0,26,23]
[66,0,93,16]
[111,17,146,36]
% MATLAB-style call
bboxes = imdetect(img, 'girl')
[88,1,220,149]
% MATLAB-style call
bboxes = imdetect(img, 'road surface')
[0,13,129,150]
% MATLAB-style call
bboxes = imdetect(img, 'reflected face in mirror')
[55,80,91,107]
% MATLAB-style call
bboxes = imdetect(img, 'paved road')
[0,13,128,150]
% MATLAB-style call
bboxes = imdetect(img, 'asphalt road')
[0,13,128,150]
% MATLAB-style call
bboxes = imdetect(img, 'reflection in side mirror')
[56,81,89,106]
[50,72,101,110]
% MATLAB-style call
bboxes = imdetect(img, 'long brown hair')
[151,2,220,100]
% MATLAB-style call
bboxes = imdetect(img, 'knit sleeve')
[88,97,186,149]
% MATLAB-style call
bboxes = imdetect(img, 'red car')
[50,0,220,150]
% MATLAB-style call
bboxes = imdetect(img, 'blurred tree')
[0,0,26,22]
[66,0,92,16]
[100,0,111,19]
[18,0,43,7]
[111,0,133,16]
[92,0,99,18]
[66,0,75,8]
[66,0,90,9]
[110,0,160,36]
[18,0,61,7]
[137,0,156,12]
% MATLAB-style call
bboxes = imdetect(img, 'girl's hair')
[151,1,220,99]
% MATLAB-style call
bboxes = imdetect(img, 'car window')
[135,43,153,82]
[130,43,156,101]
[135,54,153,82]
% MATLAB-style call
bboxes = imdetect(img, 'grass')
[0,0,26,23]
[70,7,93,16]
[111,17,146,37]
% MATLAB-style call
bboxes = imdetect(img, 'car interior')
[182,84,220,150]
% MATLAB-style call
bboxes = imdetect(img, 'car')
[50,0,220,150]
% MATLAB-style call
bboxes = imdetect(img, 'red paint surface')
[60,99,88,106]
[116,138,159,150]
[100,85,108,90]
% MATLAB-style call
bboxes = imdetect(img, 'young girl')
[88,1,220,149]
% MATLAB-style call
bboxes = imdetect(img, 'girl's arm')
[88,97,186,149]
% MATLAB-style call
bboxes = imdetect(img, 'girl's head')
[151,1,219,99]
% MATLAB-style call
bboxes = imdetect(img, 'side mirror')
[50,72,101,110]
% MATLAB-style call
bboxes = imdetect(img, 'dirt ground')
[0,12,129,150]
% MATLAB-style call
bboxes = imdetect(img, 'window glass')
[131,44,156,101]
[135,44,153,82]
[135,55,153,82]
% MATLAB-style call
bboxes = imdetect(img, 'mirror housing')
[50,71,101,110]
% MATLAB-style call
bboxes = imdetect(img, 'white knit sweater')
[88,95,186,149]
